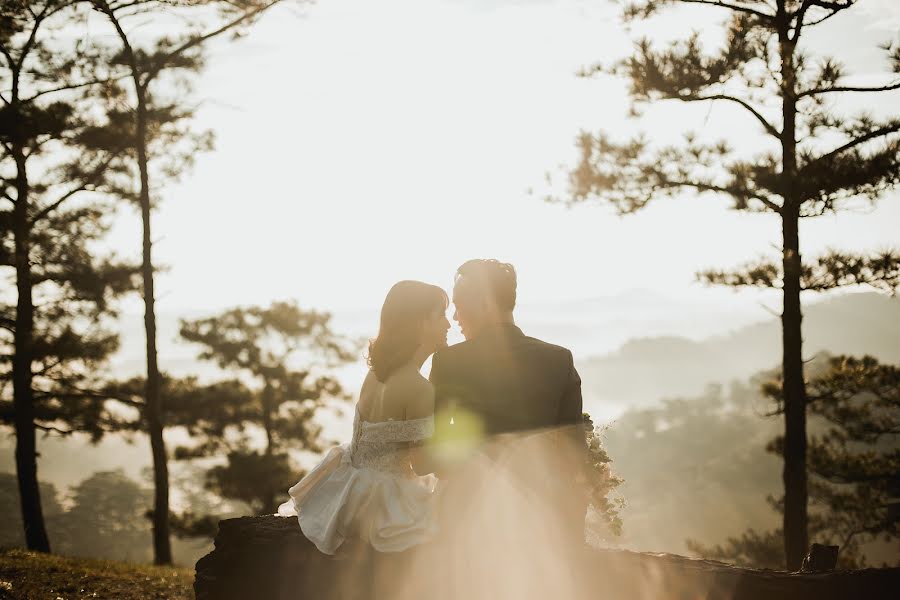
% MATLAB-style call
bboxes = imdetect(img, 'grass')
[0,548,193,599]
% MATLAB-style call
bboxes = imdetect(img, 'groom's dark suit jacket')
[429,323,583,437]
[428,323,587,547]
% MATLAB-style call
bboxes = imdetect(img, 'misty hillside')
[598,382,784,556]
[579,292,900,414]
[598,370,899,566]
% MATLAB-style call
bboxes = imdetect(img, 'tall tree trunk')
[781,207,808,570]
[778,2,808,569]
[11,145,51,553]
[99,0,173,564]
[136,83,172,566]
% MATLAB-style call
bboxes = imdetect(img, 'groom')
[429,259,587,540]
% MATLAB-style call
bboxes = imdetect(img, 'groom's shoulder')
[434,340,473,363]
[522,333,573,359]
[429,342,471,380]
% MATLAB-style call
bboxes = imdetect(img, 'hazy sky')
[87,0,900,373]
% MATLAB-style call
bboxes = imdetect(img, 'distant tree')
[87,0,288,564]
[165,463,248,541]
[688,528,785,570]
[101,373,255,531]
[179,301,356,513]
[0,0,138,553]
[54,470,153,562]
[1,467,218,563]
[0,472,63,549]
[767,354,900,565]
[689,355,900,567]
[557,0,900,568]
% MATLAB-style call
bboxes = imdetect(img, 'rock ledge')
[194,516,900,600]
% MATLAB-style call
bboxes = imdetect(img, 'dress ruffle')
[277,445,439,555]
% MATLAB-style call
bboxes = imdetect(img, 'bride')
[278,280,450,556]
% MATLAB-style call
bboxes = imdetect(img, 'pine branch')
[35,388,145,408]
[565,132,785,214]
[698,259,781,289]
[678,93,781,138]
[811,123,900,168]
[809,454,898,485]
[0,39,15,74]
[107,0,155,10]
[802,250,900,293]
[15,5,47,74]
[799,81,900,98]
[30,154,119,224]
[3,2,90,102]
[662,177,782,211]
[35,423,74,436]
[791,0,855,41]
[799,6,847,28]
[141,1,281,85]
[698,251,900,293]
[33,357,64,377]
[807,0,855,9]
[92,1,140,79]
[617,21,772,110]
[792,0,817,30]
[20,75,131,104]
[673,0,774,21]
[1,181,14,204]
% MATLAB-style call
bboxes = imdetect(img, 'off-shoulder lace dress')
[277,405,439,554]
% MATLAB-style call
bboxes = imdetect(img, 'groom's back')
[429,324,582,436]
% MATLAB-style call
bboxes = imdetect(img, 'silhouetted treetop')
[567,2,899,216]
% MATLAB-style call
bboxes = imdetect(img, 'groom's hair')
[456,259,517,311]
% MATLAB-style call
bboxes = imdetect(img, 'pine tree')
[766,354,899,565]
[87,0,285,564]
[179,301,356,513]
[689,354,900,567]
[557,0,900,568]
[0,0,138,552]
[100,373,255,535]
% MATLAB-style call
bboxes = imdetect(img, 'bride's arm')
[410,441,434,475]
[408,383,436,475]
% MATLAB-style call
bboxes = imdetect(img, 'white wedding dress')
[277,401,439,555]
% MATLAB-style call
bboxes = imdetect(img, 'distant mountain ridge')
[578,292,900,414]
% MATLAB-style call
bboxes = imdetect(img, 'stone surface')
[195,515,900,600]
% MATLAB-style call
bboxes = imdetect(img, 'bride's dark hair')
[367,280,449,383]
